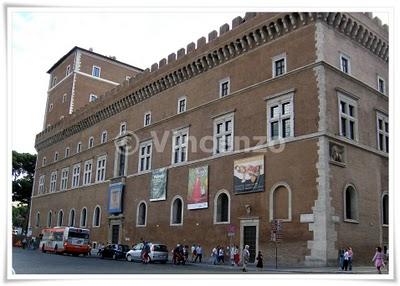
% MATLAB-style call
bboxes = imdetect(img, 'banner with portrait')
[150,168,167,201]
[108,182,124,213]
[187,165,208,210]
[233,155,265,194]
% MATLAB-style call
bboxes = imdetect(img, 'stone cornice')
[34,12,388,152]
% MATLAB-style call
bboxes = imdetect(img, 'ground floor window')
[344,185,358,222]
[171,196,183,225]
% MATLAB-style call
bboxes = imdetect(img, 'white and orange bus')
[39,227,90,255]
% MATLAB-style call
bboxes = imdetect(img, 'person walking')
[218,246,225,264]
[191,244,197,262]
[230,245,236,266]
[347,247,353,271]
[338,248,345,270]
[256,251,263,270]
[234,245,240,267]
[211,246,218,265]
[372,246,385,274]
[343,248,350,271]
[194,245,203,263]
[242,245,250,272]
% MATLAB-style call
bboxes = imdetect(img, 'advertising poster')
[233,155,265,194]
[150,168,167,201]
[187,165,208,210]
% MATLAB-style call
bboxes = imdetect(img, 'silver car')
[126,242,168,263]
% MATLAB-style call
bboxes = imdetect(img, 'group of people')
[190,244,203,263]
[338,246,353,271]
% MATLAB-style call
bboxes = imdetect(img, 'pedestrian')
[230,245,235,266]
[347,247,353,271]
[183,245,189,263]
[22,238,27,249]
[338,248,345,270]
[191,244,197,262]
[242,245,250,272]
[218,246,225,264]
[372,246,385,274]
[343,248,350,271]
[234,245,240,266]
[211,246,218,265]
[256,250,263,270]
[194,245,202,263]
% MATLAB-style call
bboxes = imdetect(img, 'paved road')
[12,247,389,275]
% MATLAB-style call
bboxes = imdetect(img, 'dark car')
[101,244,130,260]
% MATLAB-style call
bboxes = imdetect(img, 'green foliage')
[12,204,29,228]
[12,151,37,205]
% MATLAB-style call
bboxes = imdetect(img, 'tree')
[12,204,29,229]
[12,151,36,205]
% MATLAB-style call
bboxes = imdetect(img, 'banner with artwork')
[150,168,167,201]
[187,165,208,209]
[108,182,124,213]
[233,155,265,194]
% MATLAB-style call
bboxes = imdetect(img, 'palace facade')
[29,12,389,266]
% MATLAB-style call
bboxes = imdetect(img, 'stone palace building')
[28,12,389,266]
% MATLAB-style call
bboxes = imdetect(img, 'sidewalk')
[185,260,389,274]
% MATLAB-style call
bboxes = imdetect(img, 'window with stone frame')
[93,206,101,227]
[177,97,187,114]
[83,160,93,185]
[101,131,108,144]
[272,53,286,77]
[88,136,94,149]
[68,209,75,227]
[338,93,358,141]
[215,191,230,223]
[382,194,388,225]
[38,175,45,194]
[137,202,147,226]
[144,112,151,127]
[139,140,152,172]
[49,171,57,192]
[213,113,234,154]
[92,65,101,77]
[172,128,188,164]
[60,167,69,191]
[344,185,358,222]
[219,78,230,97]
[80,208,87,227]
[377,76,386,94]
[376,112,389,153]
[96,155,107,182]
[171,197,183,225]
[267,92,294,141]
[340,53,351,74]
[72,164,81,188]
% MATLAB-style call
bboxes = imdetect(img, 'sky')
[8,7,389,155]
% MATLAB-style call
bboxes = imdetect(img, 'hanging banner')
[150,168,167,201]
[187,165,208,210]
[233,155,265,194]
[108,182,124,214]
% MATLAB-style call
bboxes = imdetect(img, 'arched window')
[269,182,292,221]
[170,196,183,225]
[80,208,87,227]
[382,194,388,225]
[47,211,52,227]
[214,190,230,224]
[68,209,75,227]
[35,212,40,227]
[57,210,63,226]
[344,185,358,221]
[136,201,147,227]
[93,206,101,227]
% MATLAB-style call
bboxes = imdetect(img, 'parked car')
[101,244,130,260]
[126,242,168,263]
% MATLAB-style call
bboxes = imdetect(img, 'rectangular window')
[340,53,351,74]
[66,65,71,76]
[76,142,82,153]
[96,155,107,182]
[83,160,93,185]
[144,112,151,127]
[120,122,127,135]
[89,94,98,102]
[72,164,81,188]
[377,112,389,153]
[272,54,287,77]
[88,137,94,148]
[338,93,358,141]
[92,65,101,77]
[214,113,234,154]
[177,97,187,114]
[101,131,108,144]
[117,146,127,177]
[50,171,57,193]
[62,94,67,103]
[172,128,189,164]
[60,168,69,191]
[48,103,53,112]
[65,147,70,158]
[377,76,386,94]
[54,152,58,162]
[219,78,230,97]
[38,175,45,194]
[52,76,57,87]
[139,141,152,172]
[267,92,294,141]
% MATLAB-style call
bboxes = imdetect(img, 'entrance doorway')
[111,225,120,244]
[240,219,259,263]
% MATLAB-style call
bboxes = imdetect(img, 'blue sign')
[108,183,124,214]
